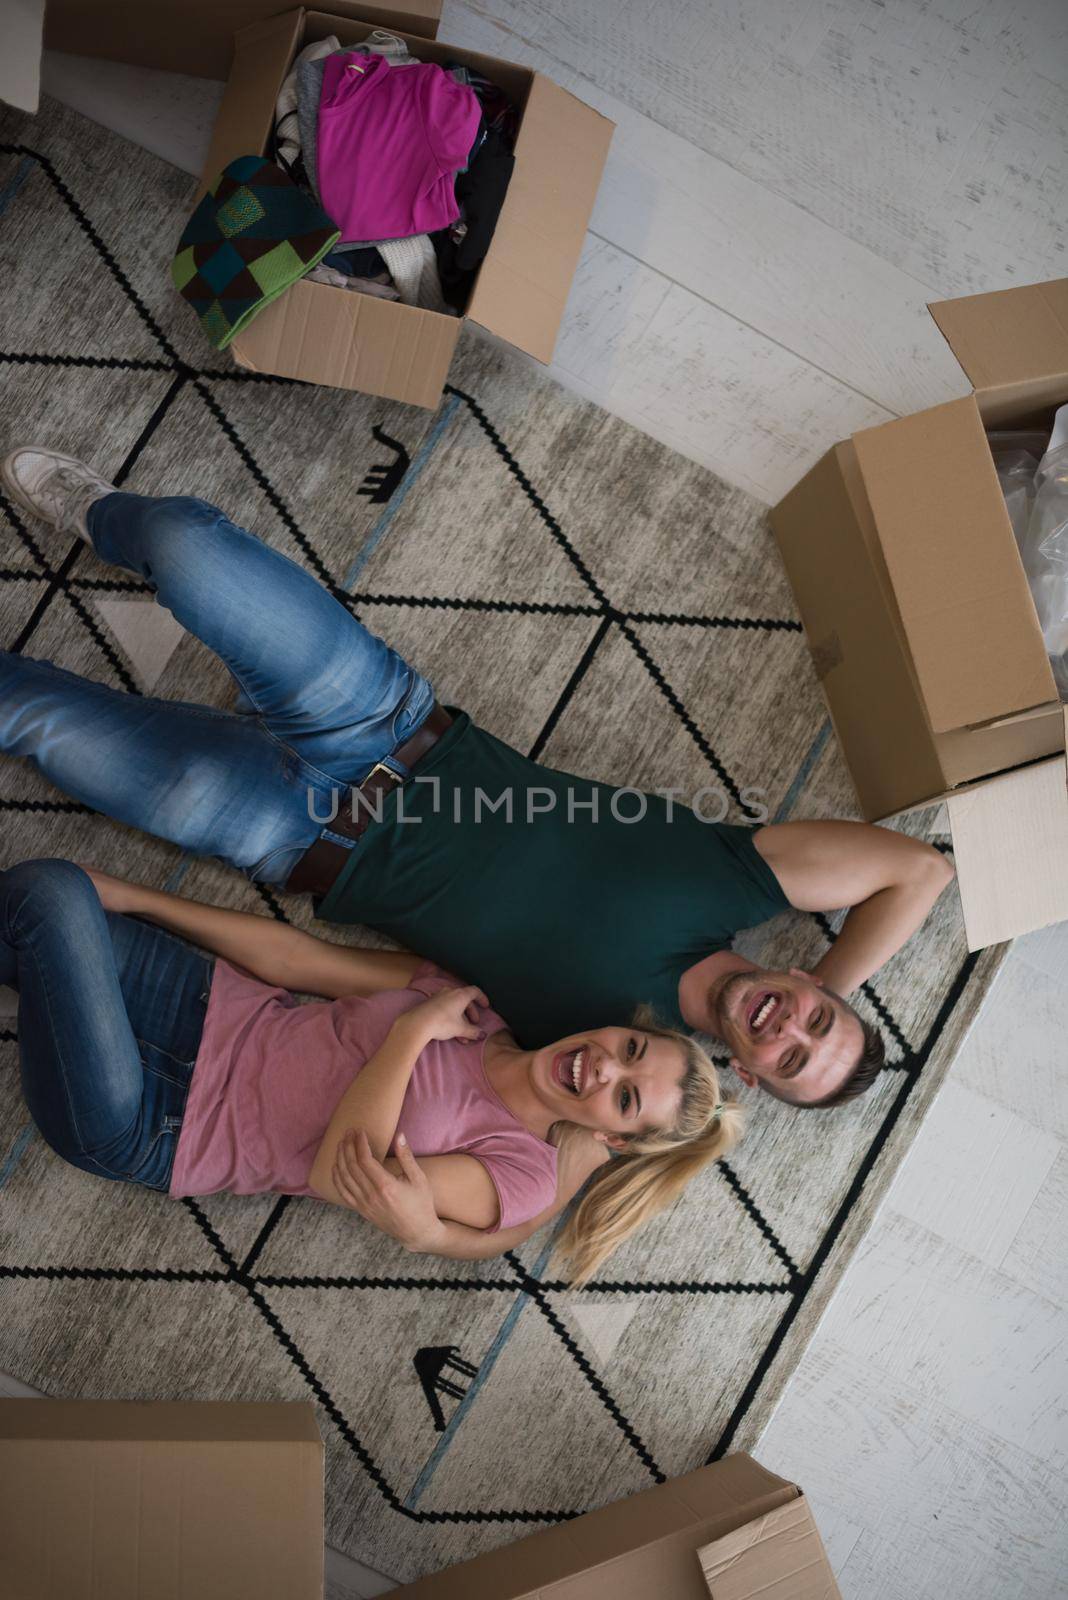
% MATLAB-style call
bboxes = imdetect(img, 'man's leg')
[0,653,332,883]
[86,491,435,782]
[1,450,437,881]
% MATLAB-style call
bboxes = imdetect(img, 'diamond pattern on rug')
[0,159,165,366]
[91,599,187,691]
[568,1298,640,1364]
[0,99,1006,1584]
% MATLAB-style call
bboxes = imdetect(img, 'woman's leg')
[0,654,331,883]
[87,492,436,782]
[1,859,211,1191]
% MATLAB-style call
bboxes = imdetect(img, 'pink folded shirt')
[316,51,481,242]
[168,960,558,1233]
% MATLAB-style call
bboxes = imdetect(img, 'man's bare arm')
[753,820,955,995]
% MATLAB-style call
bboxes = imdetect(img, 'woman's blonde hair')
[551,1007,743,1288]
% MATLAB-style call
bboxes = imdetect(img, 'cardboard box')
[388,1454,840,1600]
[43,0,442,83]
[193,6,613,406]
[0,2,437,109]
[770,277,1068,950]
[0,1397,324,1599]
[2,0,45,113]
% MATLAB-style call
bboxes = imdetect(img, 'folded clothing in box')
[273,28,517,317]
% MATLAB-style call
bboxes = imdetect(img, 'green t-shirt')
[318,713,790,1048]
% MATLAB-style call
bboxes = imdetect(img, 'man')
[0,448,954,1113]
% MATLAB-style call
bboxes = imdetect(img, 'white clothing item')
[362,28,417,66]
[305,264,401,300]
[378,234,453,315]
[274,34,339,172]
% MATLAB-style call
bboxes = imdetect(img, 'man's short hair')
[808,1008,885,1108]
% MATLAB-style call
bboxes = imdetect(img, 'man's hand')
[753,820,955,995]
[331,1128,445,1252]
[77,865,145,915]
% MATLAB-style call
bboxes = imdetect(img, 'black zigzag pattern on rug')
[0,140,970,1534]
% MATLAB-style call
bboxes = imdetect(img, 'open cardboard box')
[7,3,613,407]
[0,1397,324,1598]
[771,276,1068,951]
[194,5,614,405]
[389,1454,840,1600]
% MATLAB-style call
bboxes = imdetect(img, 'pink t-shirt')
[316,51,481,241]
[168,961,558,1232]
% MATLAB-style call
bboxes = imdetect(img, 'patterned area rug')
[0,99,1004,1582]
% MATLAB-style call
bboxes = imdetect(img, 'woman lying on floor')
[2,858,742,1285]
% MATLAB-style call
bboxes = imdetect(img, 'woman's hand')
[399,984,490,1047]
[331,1129,445,1252]
[77,866,145,915]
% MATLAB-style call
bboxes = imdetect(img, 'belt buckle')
[365,761,404,790]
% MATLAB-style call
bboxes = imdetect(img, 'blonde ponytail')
[551,1011,744,1288]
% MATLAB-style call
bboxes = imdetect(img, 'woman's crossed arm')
[326,1125,607,1260]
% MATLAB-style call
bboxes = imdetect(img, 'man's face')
[709,966,864,1106]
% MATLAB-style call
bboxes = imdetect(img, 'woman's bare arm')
[81,867,422,997]
[327,1127,607,1261]
[309,1013,426,1194]
[315,1143,503,1232]
[309,987,485,1195]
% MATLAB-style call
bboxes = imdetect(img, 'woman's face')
[529,1027,687,1142]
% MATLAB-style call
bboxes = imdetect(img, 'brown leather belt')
[284,703,453,898]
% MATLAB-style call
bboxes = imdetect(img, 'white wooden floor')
[20,3,1068,1594]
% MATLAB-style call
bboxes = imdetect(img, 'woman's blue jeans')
[0,492,436,886]
[1,859,210,1191]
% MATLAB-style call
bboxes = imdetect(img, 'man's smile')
[746,990,782,1036]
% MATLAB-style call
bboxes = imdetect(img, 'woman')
[0,858,743,1285]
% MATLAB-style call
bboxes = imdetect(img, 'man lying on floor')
[0,449,954,1128]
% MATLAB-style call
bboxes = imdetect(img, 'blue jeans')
[0,492,435,885]
[1,859,211,1191]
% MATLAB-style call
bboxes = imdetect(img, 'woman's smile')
[552,1044,589,1095]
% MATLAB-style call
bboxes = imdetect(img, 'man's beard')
[706,969,751,1046]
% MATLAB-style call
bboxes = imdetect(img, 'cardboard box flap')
[947,725,1068,949]
[198,8,304,200]
[698,1496,842,1599]
[852,397,1057,732]
[230,277,461,405]
[1,1400,323,1600]
[466,74,614,362]
[388,1456,800,1598]
[929,278,1068,399]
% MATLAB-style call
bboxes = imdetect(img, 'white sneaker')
[1,446,117,543]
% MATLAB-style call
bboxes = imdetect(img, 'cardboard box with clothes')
[6,1,614,408]
[770,276,1068,952]
[192,6,613,405]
